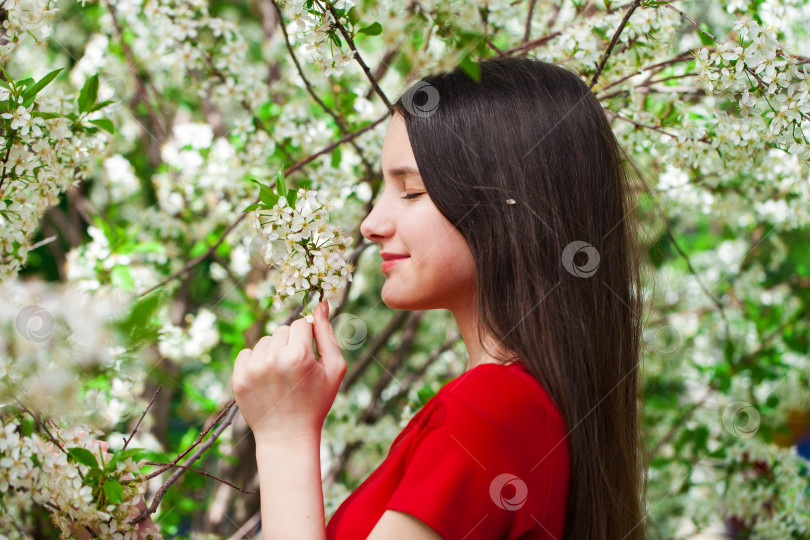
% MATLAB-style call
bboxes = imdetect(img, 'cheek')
[419,220,475,282]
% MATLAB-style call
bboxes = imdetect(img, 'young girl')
[232,55,647,539]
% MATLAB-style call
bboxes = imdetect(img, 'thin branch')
[596,50,700,95]
[144,462,256,494]
[605,109,678,139]
[590,0,642,89]
[268,0,374,171]
[140,399,237,481]
[122,386,161,452]
[522,0,538,48]
[504,31,561,56]
[27,234,58,252]
[321,0,392,111]
[130,401,239,525]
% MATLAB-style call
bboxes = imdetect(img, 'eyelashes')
[401,192,425,200]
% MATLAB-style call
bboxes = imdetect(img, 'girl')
[232,55,647,539]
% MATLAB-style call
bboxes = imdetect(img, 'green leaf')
[111,265,134,291]
[32,111,60,119]
[458,55,481,82]
[89,118,115,134]
[242,203,261,213]
[78,74,99,114]
[104,448,148,472]
[274,169,287,198]
[103,479,124,504]
[697,25,715,47]
[346,6,360,25]
[358,22,382,36]
[251,179,279,206]
[285,188,297,208]
[90,99,117,112]
[331,146,342,168]
[68,447,100,469]
[21,68,64,106]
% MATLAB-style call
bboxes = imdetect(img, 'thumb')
[313,301,345,378]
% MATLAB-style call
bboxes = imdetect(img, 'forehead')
[382,115,421,180]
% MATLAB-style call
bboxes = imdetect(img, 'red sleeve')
[384,393,538,539]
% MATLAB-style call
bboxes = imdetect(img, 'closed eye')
[401,192,425,200]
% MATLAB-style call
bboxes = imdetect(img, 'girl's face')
[360,114,476,312]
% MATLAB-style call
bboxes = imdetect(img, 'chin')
[381,286,447,312]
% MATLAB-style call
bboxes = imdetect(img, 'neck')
[449,299,512,372]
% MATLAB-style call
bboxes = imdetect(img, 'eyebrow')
[384,165,422,178]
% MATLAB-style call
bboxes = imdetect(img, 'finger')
[233,348,252,382]
[234,348,251,371]
[313,301,346,380]
[252,326,289,362]
[287,317,315,362]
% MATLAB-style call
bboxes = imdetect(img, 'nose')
[360,198,395,244]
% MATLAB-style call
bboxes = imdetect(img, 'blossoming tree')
[1,0,809,538]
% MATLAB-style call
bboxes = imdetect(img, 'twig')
[27,235,58,252]
[268,0,374,171]
[141,399,237,481]
[504,31,561,56]
[130,402,240,525]
[227,510,261,540]
[122,386,161,452]
[144,462,256,494]
[522,0,538,49]
[605,109,678,139]
[590,0,642,89]
[321,0,392,111]
[596,50,699,94]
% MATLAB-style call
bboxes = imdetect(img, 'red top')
[325,361,570,539]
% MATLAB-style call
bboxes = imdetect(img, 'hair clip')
[505,198,516,205]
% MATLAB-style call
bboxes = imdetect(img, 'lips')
[380,252,410,272]
[381,253,409,261]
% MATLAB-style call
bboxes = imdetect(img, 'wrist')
[253,431,321,450]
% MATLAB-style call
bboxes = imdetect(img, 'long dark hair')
[391,56,648,539]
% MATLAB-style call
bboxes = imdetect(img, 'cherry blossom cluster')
[694,14,810,159]
[0,416,162,539]
[247,172,355,313]
[0,0,115,283]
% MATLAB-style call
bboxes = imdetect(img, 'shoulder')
[436,362,567,437]
[381,362,569,538]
